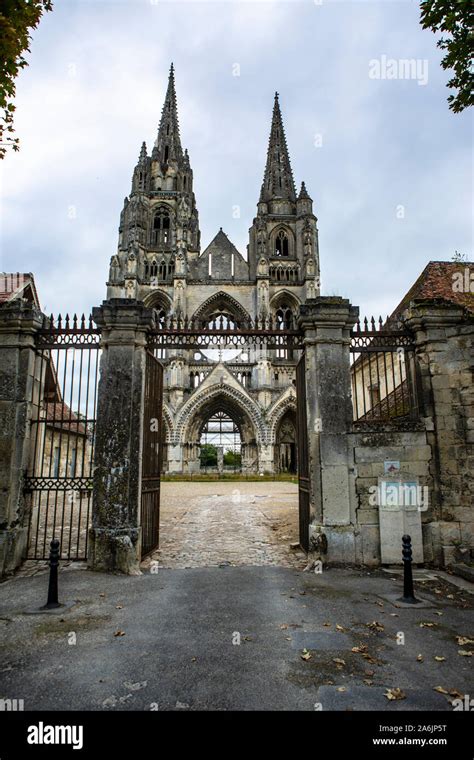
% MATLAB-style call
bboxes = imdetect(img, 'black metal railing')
[350,316,418,424]
[24,314,100,561]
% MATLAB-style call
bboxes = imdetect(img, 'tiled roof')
[44,402,87,435]
[391,261,474,318]
[0,272,40,308]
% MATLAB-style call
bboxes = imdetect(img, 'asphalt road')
[0,565,472,711]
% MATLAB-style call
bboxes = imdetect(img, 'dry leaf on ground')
[385,688,406,701]
[366,621,384,632]
[456,636,474,646]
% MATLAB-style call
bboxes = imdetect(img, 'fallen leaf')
[375,601,384,607]
[434,612,443,616]
[434,656,446,662]
[385,688,406,701]
[99,593,106,598]
[285,636,292,641]
[458,650,473,657]
[243,635,253,641]
[323,622,331,627]
[366,621,384,632]
[116,605,123,610]
[456,636,474,646]
[336,687,346,692]
[419,622,437,628]
[449,689,464,699]
[333,658,346,667]
[434,686,448,694]
[390,613,399,617]
[364,679,374,686]
[446,594,454,599]
[352,645,369,654]
[280,624,288,630]
[301,648,312,661]
[113,630,125,637]
[335,624,346,632]
[416,654,424,662]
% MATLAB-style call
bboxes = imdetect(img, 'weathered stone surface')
[0,302,43,576]
[89,300,153,575]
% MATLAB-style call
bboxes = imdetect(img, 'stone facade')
[105,66,320,474]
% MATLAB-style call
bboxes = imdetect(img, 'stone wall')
[349,428,433,566]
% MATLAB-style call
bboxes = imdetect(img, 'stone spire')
[298,181,311,200]
[138,141,147,162]
[259,92,296,203]
[153,63,183,165]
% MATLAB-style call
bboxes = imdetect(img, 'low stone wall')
[350,427,432,566]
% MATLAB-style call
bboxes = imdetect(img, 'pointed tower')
[248,92,320,304]
[110,64,201,304]
[152,63,183,166]
[259,93,296,205]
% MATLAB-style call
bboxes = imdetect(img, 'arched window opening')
[206,310,237,331]
[152,207,172,245]
[199,412,242,472]
[275,304,293,359]
[164,145,169,162]
[275,230,289,257]
[275,412,297,474]
[152,307,167,360]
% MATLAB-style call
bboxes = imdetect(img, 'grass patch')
[162,473,298,483]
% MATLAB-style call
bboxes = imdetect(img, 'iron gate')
[140,350,163,558]
[24,315,100,560]
[296,353,310,552]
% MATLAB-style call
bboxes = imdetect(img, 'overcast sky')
[1,0,472,320]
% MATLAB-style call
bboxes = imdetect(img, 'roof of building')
[391,260,474,318]
[44,402,87,435]
[201,229,246,261]
[0,272,41,308]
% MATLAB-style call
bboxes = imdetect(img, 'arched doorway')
[199,411,242,473]
[178,387,261,474]
[275,410,297,474]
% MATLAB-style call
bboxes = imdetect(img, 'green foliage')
[0,1,53,158]
[420,0,474,113]
[200,443,218,467]
[223,450,242,468]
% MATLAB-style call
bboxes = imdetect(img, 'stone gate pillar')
[404,299,474,565]
[88,299,154,574]
[298,298,358,556]
[0,302,43,576]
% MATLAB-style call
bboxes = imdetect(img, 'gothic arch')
[192,291,251,326]
[173,383,268,446]
[269,290,301,314]
[267,389,297,443]
[143,289,172,313]
[161,404,174,442]
[270,225,295,258]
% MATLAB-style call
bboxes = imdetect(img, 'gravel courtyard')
[144,480,305,570]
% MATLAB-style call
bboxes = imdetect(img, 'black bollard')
[398,534,420,604]
[41,539,61,610]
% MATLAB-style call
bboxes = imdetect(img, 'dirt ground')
[144,480,306,569]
